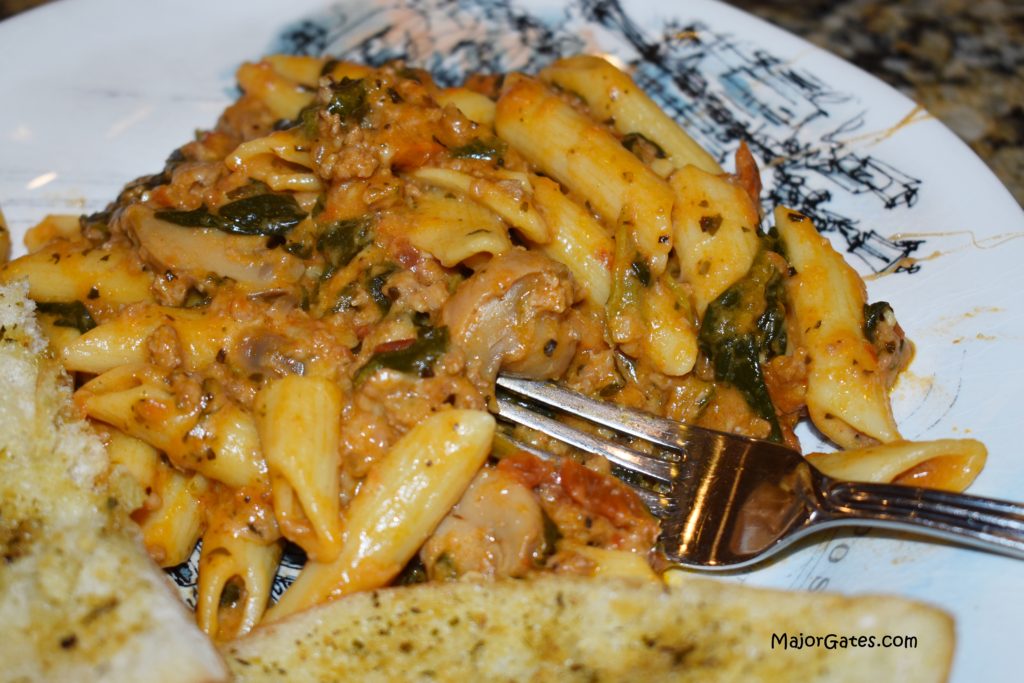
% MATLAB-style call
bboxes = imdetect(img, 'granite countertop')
[2,0,1021,206]
[730,0,1024,207]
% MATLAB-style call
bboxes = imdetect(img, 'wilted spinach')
[316,217,374,279]
[863,301,894,344]
[449,138,507,163]
[698,250,787,441]
[354,322,449,385]
[326,78,367,121]
[155,192,307,237]
[36,301,96,333]
[366,265,398,314]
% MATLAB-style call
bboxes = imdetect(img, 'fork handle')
[821,480,1024,559]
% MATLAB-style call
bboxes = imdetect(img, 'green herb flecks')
[36,301,96,333]
[698,250,787,441]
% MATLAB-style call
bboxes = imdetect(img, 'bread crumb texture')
[0,281,227,683]
[224,573,953,683]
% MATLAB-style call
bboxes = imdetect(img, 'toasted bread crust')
[0,281,228,683]
[224,574,953,683]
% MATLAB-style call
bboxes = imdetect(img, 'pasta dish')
[0,54,987,641]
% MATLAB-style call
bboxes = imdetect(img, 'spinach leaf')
[36,301,96,333]
[366,265,398,314]
[154,206,220,229]
[326,78,367,121]
[449,138,507,163]
[217,194,307,236]
[863,301,893,344]
[155,193,307,237]
[354,323,449,385]
[698,250,787,441]
[316,217,374,279]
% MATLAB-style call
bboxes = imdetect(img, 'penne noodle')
[134,464,210,568]
[319,59,375,84]
[435,87,497,128]
[640,275,698,377]
[196,526,282,641]
[808,439,987,493]
[79,366,267,488]
[556,541,659,582]
[236,61,316,121]
[230,151,323,193]
[530,175,613,306]
[256,375,344,563]
[263,54,332,87]
[409,166,551,244]
[0,239,153,305]
[22,213,81,253]
[34,313,83,357]
[61,308,164,374]
[776,207,900,448]
[669,164,761,316]
[495,74,674,274]
[541,55,721,176]
[399,190,512,267]
[265,409,494,621]
[106,428,161,495]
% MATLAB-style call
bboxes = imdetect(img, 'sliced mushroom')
[420,466,544,580]
[440,249,579,391]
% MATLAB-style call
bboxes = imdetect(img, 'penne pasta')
[78,366,267,488]
[530,175,613,306]
[541,55,721,176]
[22,213,82,253]
[639,274,699,377]
[134,464,211,568]
[808,439,987,493]
[435,87,497,128]
[0,238,153,304]
[556,541,659,582]
[398,190,512,267]
[265,409,494,621]
[669,164,761,316]
[495,74,674,274]
[196,525,282,641]
[256,375,344,563]
[409,166,551,244]
[236,60,316,121]
[775,207,901,448]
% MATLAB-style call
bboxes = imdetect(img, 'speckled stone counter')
[729,0,1024,207]
[3,0,1021,206]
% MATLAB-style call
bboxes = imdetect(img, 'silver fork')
[495,376,1024,569]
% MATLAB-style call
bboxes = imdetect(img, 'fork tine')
[495,394,675,482]
[496,376,692,450]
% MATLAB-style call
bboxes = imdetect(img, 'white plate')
[2,0,1022,680]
